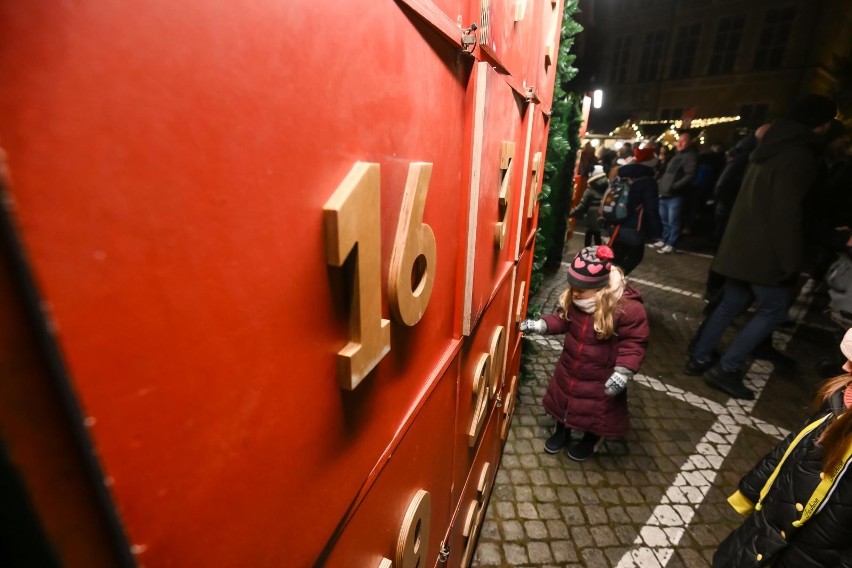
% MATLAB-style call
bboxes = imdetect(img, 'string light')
[637,116,741,128]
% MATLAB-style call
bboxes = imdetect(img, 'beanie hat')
[567,245,614,289]
[633,146,659,167]
[788,94,837,129]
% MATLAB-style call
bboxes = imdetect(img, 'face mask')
[572,296,597,313]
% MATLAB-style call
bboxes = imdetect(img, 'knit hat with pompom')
[567,245,615,289]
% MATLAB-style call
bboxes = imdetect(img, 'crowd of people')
[525,93,852,566]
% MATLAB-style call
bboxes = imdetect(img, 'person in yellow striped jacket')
[714,329,852,567]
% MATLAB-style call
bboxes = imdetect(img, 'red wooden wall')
[0,1,563,566]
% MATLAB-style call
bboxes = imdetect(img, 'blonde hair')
[811,373,852,474]
[557,266,626,339]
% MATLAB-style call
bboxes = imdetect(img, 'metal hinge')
[461,23,478,53]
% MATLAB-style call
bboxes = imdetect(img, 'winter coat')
[714,134,758,217]
[712,119,823,286]
[540,286,649,437]
[713,390,852,567]
[570,174,607,232]
[612,162,663,245]
[657,148,697,198]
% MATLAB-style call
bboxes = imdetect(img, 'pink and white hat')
[567,245,615,289]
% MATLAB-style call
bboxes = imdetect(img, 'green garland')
[521,0,583,380]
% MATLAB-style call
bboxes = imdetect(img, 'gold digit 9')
[468,325,506,447]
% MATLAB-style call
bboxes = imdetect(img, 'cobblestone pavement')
[471,231,842,567]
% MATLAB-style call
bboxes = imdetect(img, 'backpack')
[600,177,631,224]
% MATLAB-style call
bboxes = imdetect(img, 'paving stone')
[494,501,515,520]
[528,541,553,564]
[480,520,499,540]
[517,502,539,519]
[590,524,619,547]
[502,519,524,541]
[570,526,594,548]
[524,520,548,539]
[472,542,502,566]
[560,504,585,525]
[584,505,608,524]
[533,485,557,502]
[529,470,549,486]
[515,485,533,502]
[503,543,528,565]
[537,502,560,520]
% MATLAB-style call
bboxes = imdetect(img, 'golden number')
[389,163,437,326]
[323,162,391,390]
[468,353,491,447]
[495,141,515,249]
[396,490,431,568]
[527,152,542,218]
[461,462,491,566]
[502,375,517,440]
[487,326,506,399]
[515,281,526,322]
[514,0,527,21]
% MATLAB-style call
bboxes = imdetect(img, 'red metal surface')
[0,1,563,565]
[323,356,459,567]
[0,230,120,567]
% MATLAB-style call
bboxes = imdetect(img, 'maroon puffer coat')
[541,285,649,437]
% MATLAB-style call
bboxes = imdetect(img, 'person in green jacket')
[685,94,838,400]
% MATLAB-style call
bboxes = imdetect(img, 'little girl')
[520,245,649,461]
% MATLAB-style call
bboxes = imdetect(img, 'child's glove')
[604,367,633,396]
[519,319,547,334]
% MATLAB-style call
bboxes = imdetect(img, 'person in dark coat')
[713,328,852,568]
[569,165,607,246]
[608,145,663,274]
[519,245,649,461]
[686,94,838,400]
[656,130,698,254]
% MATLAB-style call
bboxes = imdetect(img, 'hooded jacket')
[613,162,663,244]
[540,285,648,437]
[713,390,852,567]
[712,119,822,285]
[570,173,608,231]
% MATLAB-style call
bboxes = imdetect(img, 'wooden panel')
[323,357,458,568]
[461,62,527,335]
[443,397,503,568]
[453,272,514,508]
[0,0,554,566]
[0,3,470,566]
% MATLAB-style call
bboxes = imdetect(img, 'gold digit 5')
[527,151,542,218]
[323,162,391,390]
[389,163,437,326]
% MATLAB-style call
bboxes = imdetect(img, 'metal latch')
[438,541,451,562]
[461,23,478,53]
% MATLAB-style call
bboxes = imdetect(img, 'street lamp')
[593,89,603,109]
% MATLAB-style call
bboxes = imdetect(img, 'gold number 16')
[323,162,437,390]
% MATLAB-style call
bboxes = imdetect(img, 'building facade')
[581,0,852,142]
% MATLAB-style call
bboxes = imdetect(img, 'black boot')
[567,432,602,462]
[544,422,569,454]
